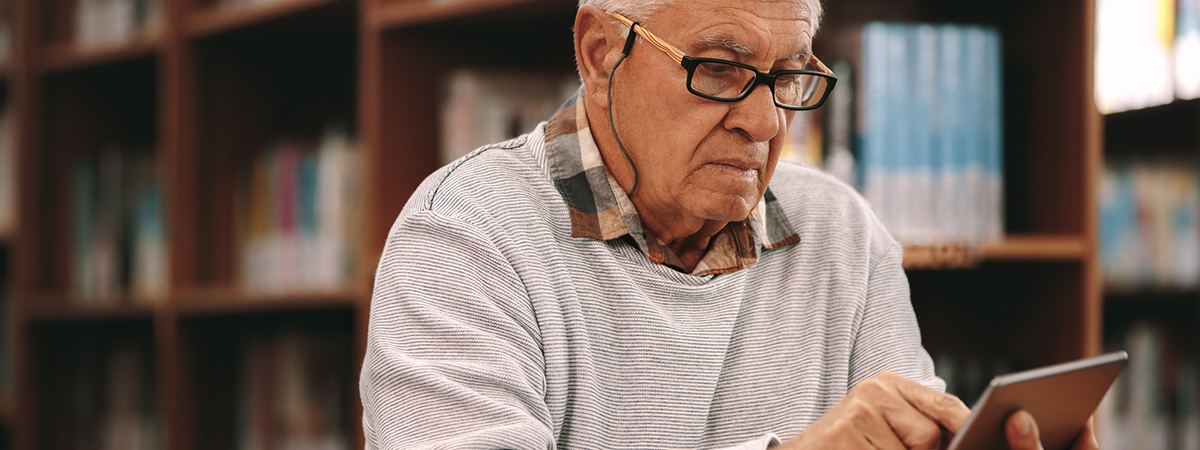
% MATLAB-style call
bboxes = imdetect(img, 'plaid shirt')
[545,90,801,276]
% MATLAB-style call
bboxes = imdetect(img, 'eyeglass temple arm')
[809,55,836,77]
[610,13,685,65]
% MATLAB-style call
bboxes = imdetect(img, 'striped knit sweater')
[360,120,943,449]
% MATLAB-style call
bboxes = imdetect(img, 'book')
[74,0,160,48]
[1100,158,1200,291]
[0,0,11,66]
[59,337,159,450]
[70,148,167,302]
[0,104,14,235]
[239,126,363,294]
[858,22,1004,247]
[1095,0,1177,113]
[439,69,581,165]
[235,329,349,450]
[1096,321,1198,450]
[1178,0,1200,99]
[822,60,857,187]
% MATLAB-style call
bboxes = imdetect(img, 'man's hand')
[776,372,971,449]
[1004,411,1100,450]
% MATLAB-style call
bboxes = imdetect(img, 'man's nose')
[724,84,781,142]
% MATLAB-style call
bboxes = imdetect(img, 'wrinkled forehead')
[663,0,820,59]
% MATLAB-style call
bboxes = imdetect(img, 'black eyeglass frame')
[611,12,838,111]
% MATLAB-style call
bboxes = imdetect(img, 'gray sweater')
[360,122,942,449]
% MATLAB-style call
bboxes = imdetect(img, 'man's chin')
[691,195,758,223]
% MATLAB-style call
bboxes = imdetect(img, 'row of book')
[71,148,168,302]
[237,329,349,450]
[57,338,159,450]
[782,60,857,188]
[238,127,363,294]
[0,0,11,66]
[219,0,291,12]
[1098,321,1200,450]
[858,22,1005,246]
[0,103,14,236]
[1099,159,1200,291]
[1095,0,1200,114]
[0,247,12,411]
[74,0,160,48]
[439,69,580,165]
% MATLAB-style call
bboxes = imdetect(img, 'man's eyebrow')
[693,32,812,62]
[785,49,812,62]
[694,33,754,55]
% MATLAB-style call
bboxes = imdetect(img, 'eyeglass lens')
[689,61,830,109]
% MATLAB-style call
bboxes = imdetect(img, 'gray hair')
[578,0,669,22]
[578,0,823,32]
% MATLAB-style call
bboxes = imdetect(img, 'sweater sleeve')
[846,241,946,393]
[360,210,554,450]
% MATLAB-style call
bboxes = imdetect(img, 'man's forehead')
[693,31,812,61]
[667,0,817,60]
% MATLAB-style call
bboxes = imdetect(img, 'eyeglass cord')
[607,28,640,196]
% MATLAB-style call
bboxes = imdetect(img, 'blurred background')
[0,0,1196,448]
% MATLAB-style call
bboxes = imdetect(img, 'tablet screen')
[946,351,1128,450]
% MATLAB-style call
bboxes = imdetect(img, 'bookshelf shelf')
[23,297,158,324]
[174,287,365,317]
[1104,98,1200,154]
[38,34,163,75]
[187,0,354,39]
[369,0,573,31]
[983,234,1089,261]
[902,234,1088,270]
[1105,289,1199,303]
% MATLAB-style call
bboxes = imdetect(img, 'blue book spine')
[861,23,890,221]
[299,151,318,237]
[937,24,965,242]
[909,24,939,244]
[984,27,1005,242]
[964,26,989,243]
[883,23,909,237]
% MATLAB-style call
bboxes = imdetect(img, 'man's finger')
[1005,410,1045,450]
[885,372,972,433]
[1071,415,1099,450]
[876,402,946,449]
[855,402,910,450]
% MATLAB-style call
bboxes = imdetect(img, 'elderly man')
[360,0,1100,448]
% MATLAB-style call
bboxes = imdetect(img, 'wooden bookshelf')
[902,234,1090,269]
[38,34,164,75]
[22,296,160,324]
[187,0,355,39]
[1099,54,1200,442]
[4,0,1108,449]
[174,287,364,316]
[369,0,572,30]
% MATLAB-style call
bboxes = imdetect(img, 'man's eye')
[701,63,734,74]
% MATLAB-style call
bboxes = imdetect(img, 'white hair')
[578,0,823,32]
[578,0,670,22]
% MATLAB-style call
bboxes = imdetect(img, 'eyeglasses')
[610,12,837,111]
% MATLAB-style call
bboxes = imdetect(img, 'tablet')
[945,351,1128,450]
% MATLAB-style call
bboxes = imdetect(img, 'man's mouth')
[709,159,762,178]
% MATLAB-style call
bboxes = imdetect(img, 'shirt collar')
[544,88,800,276]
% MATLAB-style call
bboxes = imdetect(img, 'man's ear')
[575,5,622,99]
